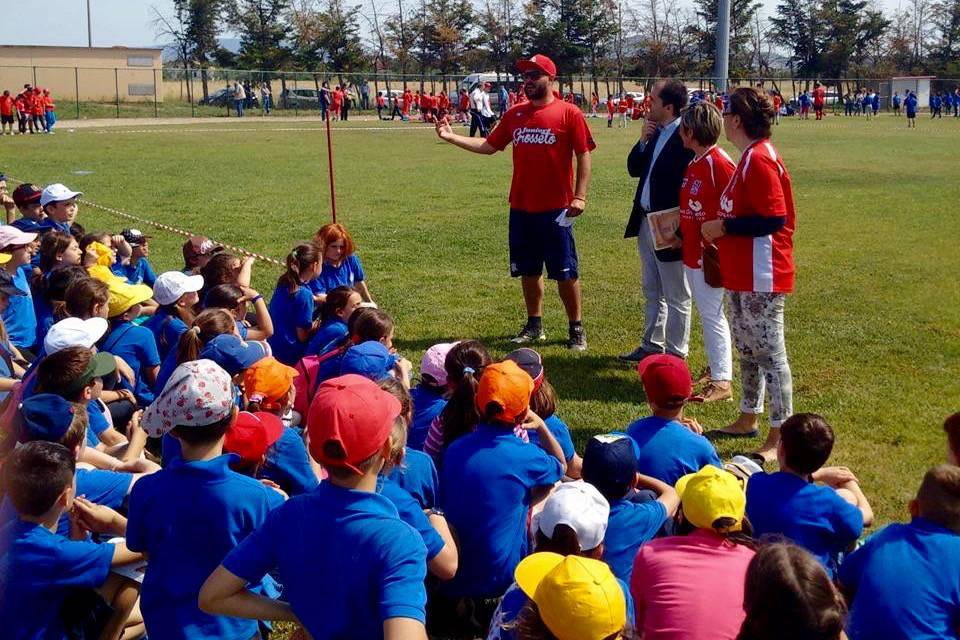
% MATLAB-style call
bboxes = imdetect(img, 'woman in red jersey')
[701,86,796,463]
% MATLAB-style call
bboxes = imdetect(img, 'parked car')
[198,87,259,108]
[281,88,322,108]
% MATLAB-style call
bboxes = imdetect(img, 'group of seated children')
[1,174,959,640]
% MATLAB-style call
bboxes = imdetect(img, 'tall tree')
[419,0,475,77]
[931,0,960,66]
[475,0,522,75]
[770,0,824,77]
[384,0,415,86]
[687,0,761,77]
[519,0,592,89]
[229,0,292,70]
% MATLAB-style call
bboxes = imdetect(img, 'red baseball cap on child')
[307,374,400,475]
[475,360,535,424]
[224,411,284,466]
[638,354,692,409]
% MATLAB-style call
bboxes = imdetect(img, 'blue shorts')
[508,209,579,281]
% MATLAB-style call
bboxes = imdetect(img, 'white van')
[459,72,519,109]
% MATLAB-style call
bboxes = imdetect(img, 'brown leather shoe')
[691,381,733,403]
[693,366,712,386]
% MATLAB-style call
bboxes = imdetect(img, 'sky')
[0,0,904,50]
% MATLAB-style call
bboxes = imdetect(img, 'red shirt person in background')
[812,81,826,120]
[0,90,14,135]
[435,54,596,351]
[701,86,796,462]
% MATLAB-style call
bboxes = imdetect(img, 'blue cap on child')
[339,341,399,382]
[199,334,269,375]
[18,394,79,444]
[582,434,639,500]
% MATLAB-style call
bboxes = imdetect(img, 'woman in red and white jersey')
[701,86,796,463]
[677,101,736,403]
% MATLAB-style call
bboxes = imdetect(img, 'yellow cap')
[107,281,153,318]
[675,465,745,532]
[0,253,10,265]
[515,553,626,640]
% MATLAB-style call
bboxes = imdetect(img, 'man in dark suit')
[621,79,695,362]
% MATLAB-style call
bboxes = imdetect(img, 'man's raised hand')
[435,116,454,141]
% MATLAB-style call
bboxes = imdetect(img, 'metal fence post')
[154,68,159,118]
[32,66,37,87]
[114,68,120,118]
[74,67,80,119]
[189,67,195,118]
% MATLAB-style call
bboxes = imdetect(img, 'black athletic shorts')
[508,208,579,281]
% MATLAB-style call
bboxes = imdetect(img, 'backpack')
[292,344,349,417]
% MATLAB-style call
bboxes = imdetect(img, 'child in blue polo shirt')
[625,355,721,485]
[408,341,456,451]
[381,376,440,509]
[304,285,362,356]
[200,374,429,639]
[378,384,458,580]
[487,482,636,640]
[840,465,960,640]
[38,183,82,235]
[268,243,320,365]
[746,413,873,577]
[310,222,374,303]
[506,347,583,478]
[102,282,160,406]
[0,441,145,640]
[144,271,202,360]
[241,356,321,495]
[204,282,274,341]
[439,360,566,632]
[582,433,679,583]
[127,359,283,640]
[113,229,156,286]
[0,224,38,353]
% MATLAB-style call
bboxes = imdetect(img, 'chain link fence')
[1,64,958,120]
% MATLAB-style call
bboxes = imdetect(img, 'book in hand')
[647,206,680,251]
[107,537,147,584]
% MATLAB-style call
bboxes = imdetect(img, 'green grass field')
[4,113,959,527]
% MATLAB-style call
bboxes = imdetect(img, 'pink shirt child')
[630,529,755,640]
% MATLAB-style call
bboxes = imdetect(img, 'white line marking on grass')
[83,125,439,135]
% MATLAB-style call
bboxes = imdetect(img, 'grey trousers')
[728,291,793,427]
[637,216,691,357]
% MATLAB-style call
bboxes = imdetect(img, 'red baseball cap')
[638,355,692,409]
[517,54,557,79]
[475,360,534,425]
[307,374,400,474]
[224,411,284,466]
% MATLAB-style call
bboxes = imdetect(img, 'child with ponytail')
[304,286,362,357]
[268,243,320,365]
[422,340,532,465]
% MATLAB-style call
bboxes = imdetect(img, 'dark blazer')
[625,127,695,262]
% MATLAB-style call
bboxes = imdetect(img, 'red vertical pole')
[325,105,337,223]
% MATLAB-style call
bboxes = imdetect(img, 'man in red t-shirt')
[812,81,826,120]
[0,90,15,135]
[435,54,596,350]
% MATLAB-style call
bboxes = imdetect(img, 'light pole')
[86,0,93,47]
[715,0,731,94]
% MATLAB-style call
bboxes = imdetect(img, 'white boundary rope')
[5,174,286,268]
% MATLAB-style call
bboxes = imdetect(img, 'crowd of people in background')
[0,59,958,640]
[0,84,57,135]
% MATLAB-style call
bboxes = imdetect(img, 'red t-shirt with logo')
[813,86,825,106]
[679,146,736,269]
[0,95,14,116]
[486,99,596,213]
[717,139,796,293]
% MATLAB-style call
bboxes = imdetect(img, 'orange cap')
[475,360,534,424]
[243,357,299,412]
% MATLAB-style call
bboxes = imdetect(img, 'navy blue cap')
[199,334,268,375]
[18,394,80,443]
[340,340,399,382]
[582,433,638,500]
